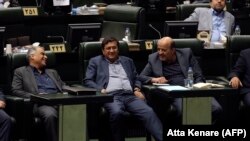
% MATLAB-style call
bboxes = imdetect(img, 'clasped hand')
[151,76,168,84]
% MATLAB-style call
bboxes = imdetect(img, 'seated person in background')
[185,0,235,43]
[229,48,250,125]
[11,46,67,141]
[139,36,222,124]
[0,0,19,8]
[0,89,11,141]
[83,37,163,141]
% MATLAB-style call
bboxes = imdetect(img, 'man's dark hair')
[101,37,119,50]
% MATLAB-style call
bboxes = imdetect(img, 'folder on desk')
[63,86,96,95]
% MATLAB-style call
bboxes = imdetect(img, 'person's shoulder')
[89,55,102,61]
[149,52,158,58]
[120,55,132,61]
[176,48,191,52]
[15,66,27,71]
[194,7,210,12]
[225,11,235,18]
[176,48,193,55]
[241,48,250,55]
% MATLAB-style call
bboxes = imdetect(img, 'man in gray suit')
[185,0,235,42]
[12,46,66,141]
[139,37,222,127]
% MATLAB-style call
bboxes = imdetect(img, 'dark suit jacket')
[140,48,205,84]
[0,89,4,101]
[83,55,141,90]
[11,66,66,98]
[228,48,250,94]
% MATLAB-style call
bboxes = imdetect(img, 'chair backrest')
[152,38,204,66]
[79,41,129,82]
[6,51,56,91]
[176,3,210,20]
[0,7,24,24]
[101,4,145,40]
[226,35,250,75]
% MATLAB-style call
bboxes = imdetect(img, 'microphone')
[47,36,66,43]
[148,24,162,39]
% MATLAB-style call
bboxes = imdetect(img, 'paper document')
[152,83,169,86]
[158,85,189,91]
[53,0,70,6]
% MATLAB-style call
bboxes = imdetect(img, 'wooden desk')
[30,93,113,141]
[142,85,238,125]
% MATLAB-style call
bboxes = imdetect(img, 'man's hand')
[101,89,107,94]
[229,77,243,89]
[0,100,6,109]
[134,91,145,100]
[151,76,168,84]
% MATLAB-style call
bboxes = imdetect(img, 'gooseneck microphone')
[148,24,162,39]
[47,36,66,43]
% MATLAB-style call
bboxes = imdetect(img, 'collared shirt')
[162,59,185,86]
[31,66,59,94]
[211,9,226,42]
[105,58,133,93]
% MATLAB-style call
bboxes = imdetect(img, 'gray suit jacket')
[83,55,141,91]
[185,8,235,35]
[11,66,66,98]
[139,48,205,84]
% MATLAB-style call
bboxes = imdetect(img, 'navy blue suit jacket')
[140,48,205,84]
[229,48,250,94]
[83,55,141,90]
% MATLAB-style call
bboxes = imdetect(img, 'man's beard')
[213,6,224,13]
[164,49,176,64]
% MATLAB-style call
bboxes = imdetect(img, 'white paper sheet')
[53,0,70,6]
[158,85,189,91]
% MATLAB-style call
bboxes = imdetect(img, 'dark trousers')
[173,97,222,124]
[104,91,163,141]
[155,97,222,125]
[34,105,58,141]
[0,110,11,141]
[241,93,250,125]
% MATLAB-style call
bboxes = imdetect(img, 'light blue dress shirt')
[211,9,226,42]
[105,59,133,93]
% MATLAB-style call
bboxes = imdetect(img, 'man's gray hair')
[26,46,43,61]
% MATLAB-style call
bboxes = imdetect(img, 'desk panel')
[31,93,113,141]
[142,85,238,125]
